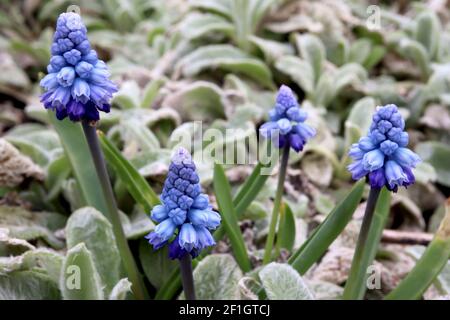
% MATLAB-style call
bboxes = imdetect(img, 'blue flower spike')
[259,85,316,152]
[347,104,421,192]
[40,12,117,122]
[145,147,221,259]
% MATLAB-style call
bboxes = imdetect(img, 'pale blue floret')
[347,104,421,191]
[145,147,221,259]
[40,12,117,121]
[259,85,316,152]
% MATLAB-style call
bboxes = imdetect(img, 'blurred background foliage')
[0,0,449,300]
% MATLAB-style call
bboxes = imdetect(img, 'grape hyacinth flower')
[347,104,421,192]
[260,85,315,264]
[343,104,421,299]
[145,147,221,260]
[40,12,117,122]
[39,12,146,299]
[259,85,316,152]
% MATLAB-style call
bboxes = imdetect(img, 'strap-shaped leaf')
[49,115,111,220]
[289,179,365,274]
[386,200,450,300]
[213,163,252,272]
[343,188,391,299]
[98,131,159,212]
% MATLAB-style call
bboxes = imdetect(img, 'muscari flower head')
[347,104,421,192]
[259,85,316,152]
[145,147,221,259]
[40,12,117,122]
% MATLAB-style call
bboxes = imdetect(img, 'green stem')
[81,121,147,300]
[343,187,390,300]
[262,145,290,265]
[179,254,196,300]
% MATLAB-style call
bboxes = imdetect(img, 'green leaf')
[363,45,386,70]
[99,131,159,212]
[49,115,111,220]
[413,161,437,184]
[416,142,450,187]
[275,55,314,94]
[139,239,178,290]
[344,97,376,148]
[397,38,430,79]
[178,12,234,39]
[190,254,243,300]
[295,33,325,83]
[331,63,367,100]
[0,52,30,89]
[66,207,121,295]
[343,188,391,300]
[190,0,233,18]
[0,248,64,286]
[348,39,372,65]
[301,153,333,187]
[213,163,252,272]
[259,263,314,300]
[122,208,154,239]
[0,228,34,256]
[60,243,104,300]
[112,81,140,109]
[289,179,365,274]
[276,203,296,252]
[0,205,66,249]
[234,161,273,215]
[386,201,450,300]
[176,45,273,88]
[405,245,450,296]
[162,81,227,121]
[45,154,71,201]
[249,36,294,63]
[140,78,166,108]
[5,123,61,168]
[213,160,273,244]
[414,11,440,61]
[109,278,132,300]
[0,270,61,300]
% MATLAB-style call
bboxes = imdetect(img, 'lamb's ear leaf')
[60,243,104,300]
[109,278,132,300]
[259,263,314,300]
[65,207,121,295]
[187,254,243,300]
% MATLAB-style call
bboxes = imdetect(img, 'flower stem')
[179,254,196,300]
[343,187,382,300]
[262,145,290,265]
[81,121,147,300]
